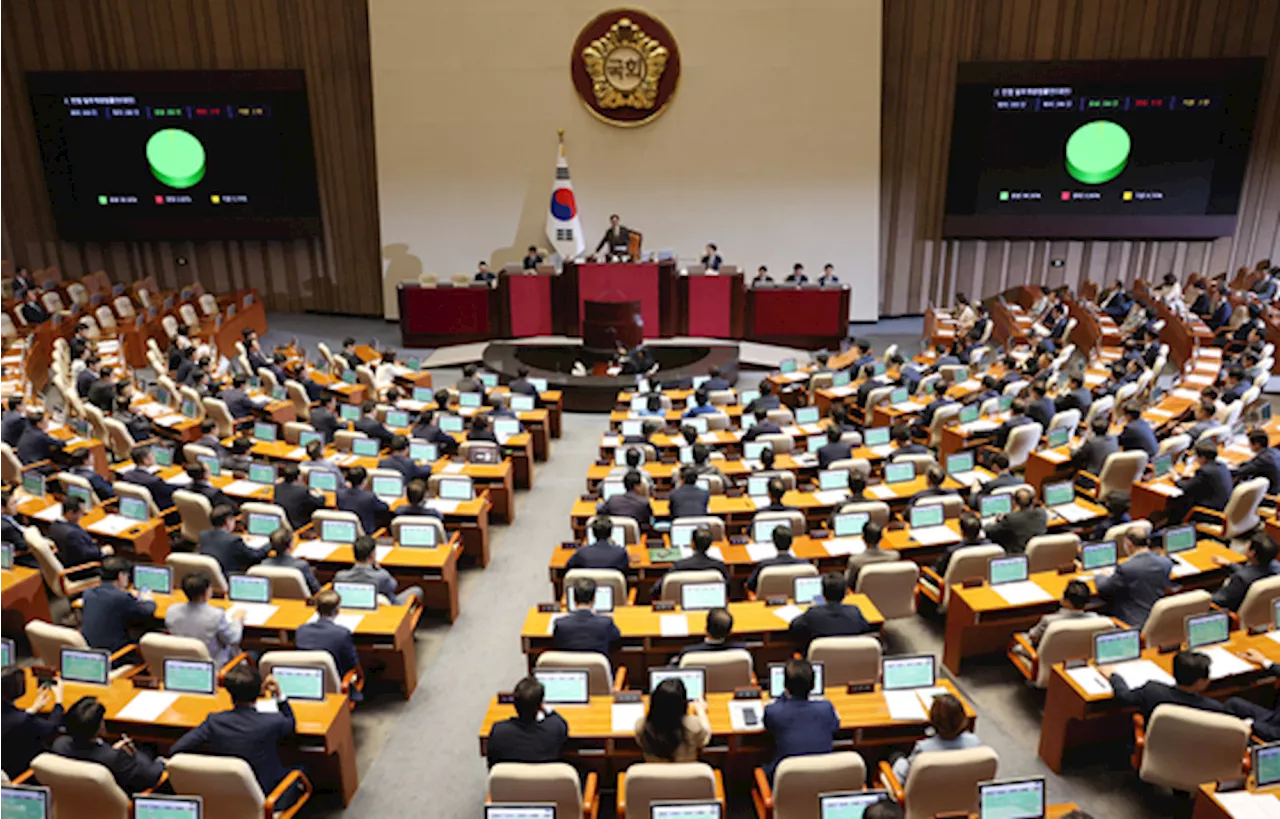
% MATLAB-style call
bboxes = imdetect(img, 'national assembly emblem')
[570,10,681,127]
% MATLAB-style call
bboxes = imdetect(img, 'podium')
[555,260,679,338]
[583,300,643,350]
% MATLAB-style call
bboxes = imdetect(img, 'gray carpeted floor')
[258,314,1174,818]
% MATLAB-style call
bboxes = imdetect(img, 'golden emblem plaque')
[571,9,681,127]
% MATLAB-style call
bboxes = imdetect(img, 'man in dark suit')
[993,398,1035,450]
[700,243,723,271]
[336,467,391,535]
[886,424,929,461]
[910,466,956,506]
[1118,403,1159,458]
[669,467,711,518]
[931,513,991,578]
[274,463,326,530]
[309,393,342,443]
[745,381,781,414]
[50,496,111,569]
[66,448,114,502]
[817,263,839,286]
[1025,382,1056,429]
[410,409,457,456]
[1212,532,1280,612]
[76,356,100,398]
[199,505,269,577]
[474,261,496,284]
[509,366,541,398]
[354,400,394,448]
[2,395,28,448]
[52,697,167,793]
[220,374,255,421]
[2,667,65,777]
[379,435,433,483]
[1054,375,1092,415]
[746,526,805,593]
[260,528,320,595]
[662,527,729,594]
[393,478,444,521]
[170,663,303,809]
[816,425,852,469]
[1167,439,1233,524]
[1228,649,1280,740]
[193,420,228,460]
[973,453,1019,501]
[486,676,569,767]
[675,607,745,660]
[595,214,631,256]
[1235,428,1280,494]
[16,412,62,466]
[295,588,360,700]
[566,516,631,573]
[466,415,499,443]
[703,367,731,392]
[551,577,621,657]
[1096,531,1172,628]
[120,446,175,512]
[788,572,873,649]
[985,487,1047,555]
[1069,416,1119,475]
[18,291,50,325]
[595,470,654,533]
[184,462,237,512]
[521,247,544,270]
[1104,650,1225,722]
[762,659,840,778]
[79,557,155,654]
[742,408,782,443]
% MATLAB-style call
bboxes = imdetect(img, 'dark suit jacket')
[994,415,1035,449]
[975,473,1021,499]
[69,466,114,501]
[565,540,630,572]
[310,407,342,443]
[676,638,745,660]
[704,376,731,392]
[887,443,929,461]
[762,695,840,776]
[817,442,853,469]
[596,225,632,254]
[20,302,50,324]
[188,479,237,513]
[788,602,873,648]
[121,468,175,511]
[1027,397,1056,429]
[509,377,539,397]
[79,583,156,653]
[1,411,29,448]
[1055,388,1093,415]
[199,528,269,577]
[663,553,730,593]
[486,713,570,768]
[354,416,393,447]
[16,427,61,465]
[1,515,23,552]
[1118,419,1159,458]
[1176,461,1233,512]
[2,701,64,776]
[931,538,995,578]
[392,503,444,521]
[49,520,104,568]
[170,701,296,796]
[379,454,431,483]
[596,492,654,531]
[1070,435,1118,475]
[1211,560,1280,611]
[701,254,723,270]
[1108,676,1227,722]
[337,487,391,535]
[746,553,805,593]
[274,482,326,530]
[1235,448,1280,494]
[668,484,710,518]
[296,618,360,676]
[261,553,321,595]
[76,368,97,397]
[742,421,782,443]
[985,508,1047,554]
[220,388,254,420]
[411,422,458,455]
[551,609,621,656]
[1096,550,1172,627]
[51,736,165,792]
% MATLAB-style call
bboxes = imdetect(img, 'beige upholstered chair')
[756,432,794,455]
[755,563,818,599]
[671,516,727,542]
[751,509,806,536]
[314,509,365,537]
[585,514,640,544]
[1196,477,1269,546]
[678,648,754,692]
[25,527,100,602]
[173,489,214,543]
[755,470,797,491]
[878,747,1000,819]
[894,453,938,476]
[535,650,622,695]
[333,430,367,453]
[390,515,448,546]
[928,403,963,447]
[808,636,881,686]
[855,561,919,620]
[828,457,872,478]
[1047,408,1081,437]
[753,752,867,819]
[100,417,140,461]
[1025,533,1080,574]
[1003,422,1043,469]
[1141,590,1211,647]
[618,762,721,819]
[259,650,347,694]
[830,500,890,527]
[167,753,312,818]
[1090,450,1148,500]
[284,381,312,422]
[247,565,311,600]
[26,621,134,678]
[282,421,314,445]
[166,553,229,595]
[1135,705,1249,792]
[563,569,628,605]
[1010,615,1113,688]
[203,397,238,438]
[1157,433,1191,459]
[31,753,131,818]
[54,471,100,507]
[1105,519,1153,556]
[461,441,502,463]
[489,762,598,819]
[1238,575,1280,631]
[766,408,795,426]
[659,571,726,603]
[913,493,964,518]
[918,544,1005,612]
[139,633,218,684]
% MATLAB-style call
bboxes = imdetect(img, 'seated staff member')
[931,513,990,578]
[635,677,711,763]
[567,515,631,572]
[1117,402,1159,458]
[1163,439,1232,525]
[1014,580,1099,657]
[595,470,654,532]
[337,467,391,535]
[274,463,325,530]
[746,526,805,594]
[763,659,839,778]
[1101,650,1224,722]
[51,496,113,568]
[1068,415,1117,475]
[166,571,246,666]
[66,448,114,501]
[816,425,852,469]
[890,693,982,782]
[80,557,155,657]
[355,400,395,447]
[486,676,569,768]
[120,445,175,511]
[751,266,774,285]
[170,663,304,810]
[985,487,1046,555]
[992,398,1034,449]
[200,505,269,577]
[379,435,433,483]
[184,461,237,512]
[662,526,729,592]
[844,520,898,587]
[260,528,321,595]
[2,667,65,777]
[676,607,746,659]
[974,453,1020,500]
[1233,428,1280,494]
[16,410,63,466]
[1211,532,1280,612]
[742,408,782,442]
[910,466,956,505]
[1095,531,1171,629]
[788,572,873,649]
[668,467,710,518]
[335,536,424,607]
[51,697,167,793]
[885,425,928,461]
[745,380,781,414]
[296,588,360,701]
[552,577,620,657]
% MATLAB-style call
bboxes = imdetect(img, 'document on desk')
[813,489,849,506]
[285,447,308,459]
[1172,388,1203,401]
[87,514,137,536]
[1200,646,1257,680]
[375,545,394,563]
[698,432,722,445]
[868,444,896,458]
[1040,449,1071,464]
[292,540,340,561]
[221,480,263,496]
[601,436,620,448]
[705,546,725,562]
[117,690,181,722]
[1215,791,1280,819]
[1110,659,1175,689]
[1065,666,1113,696]
[955,379,981,392]
[867,484,899,500]
[611,702,646,733]
[745,542,779,562]
[823,536,866,558]
[883,690,928,721]
[772,604,804,625]
[1144,482,1184,498]
[256,698,281,714]
[993,581,1055,606]
[728,700,765,732]
[1267,630,1280,645]
[227,603,279,627]
[442,462,467,475]
[425,499,461,514]
[307,612,365,632]
[1170,555,1200,578]
[910,526,962,547]
[1051,503,1095,523]
[166,472,193,487]
[826,386,855,398]
[32,503,63,522]
[792,453,819,468]
[958,420,1001,434]
[660,614,690,637]
[914,686,951,710]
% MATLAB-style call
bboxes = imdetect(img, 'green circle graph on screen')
[146,128,207,189]
[1065,120,1131,185]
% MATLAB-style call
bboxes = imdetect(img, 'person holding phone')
[2,667,65,777]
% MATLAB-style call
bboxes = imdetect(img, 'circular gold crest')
[570,9,681,127]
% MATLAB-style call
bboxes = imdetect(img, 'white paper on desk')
[116,690,180,722]
[792,453,818,468]
[243,535,269,550]
[1110,659,1175,689]
[166,472,193,487]
[426,499,460,514]
[286,447,307,459]
[98,340,120,353]
[660,614,689,637]
[292,540,339,561]
[772,604,804,625]
[706,546,725,562]
[748,496,771,511]
[221,480,262,496]
[1066,666,1113,696]
[1200,646,1258,680]
[1146,482,1184,498]
[155,413,187,426]
[1214,791,1280,819]
[960,420,1001,434]
[993,581,1055,606]
[1145,408,1175,420]
[307,612,364,632]
[956,379,981,391]
[1052,503,1095,523]
[88,514,135,536]
[867,484,898,500]
[1267,630,1280,645]
[228,603,279,627]
[1170,555,1199,578]
[823,536,866,558]
[397,400,427,413]
[611,702,646,733]
[826,386,855,398]
[799,423,824,436]
[442,462,466,475]
[813,490,849,506]
[1184,374,1213,387]
[910,526,962,547]
[375,545,394,563]
[255,698,280,714]
[868,444,896,458]
[746,542,779,561]
[601,436,620,447]
[545,613,567,635]
[728,700,765,732]
[1173,388,1202,401]
[883,690,928,721]
[33,503,63,522]
[697,432,721,444]
[915,686,951,710]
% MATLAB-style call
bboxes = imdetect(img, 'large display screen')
[942,59,1263,239]
[28,70,322,240]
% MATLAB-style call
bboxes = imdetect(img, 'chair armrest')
[108,643,138,665]
[919,565,944,585]
[342,666,365,696]
[627,587,638,606]
[612,665,628,691]
[753,767,773,816]
[713,768,725,801]
[1130,713,1146,771]
[1011,632,1038,663]
[582,771,599,819]
[218,653,249,681]
[1075,471,1100,499]
[877,760,905,802]
[616,772,628,819]
[11,768,35,785]
[20,459,52,473]
[138,769,169,795]
[265,768,311,819]
[58,562,102,596]
[1190,507,1226,524]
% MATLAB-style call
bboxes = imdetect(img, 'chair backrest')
[202,397,236,438]
[585,514,640,545]
[828,458,872,478]
[1199,424,1233,446]
[139,633,212,683]
[199,292,219,315]
[671,516,726,542]
[1048,408,1081,436]
[623,762,718,819]
[178,303,199,327]
[914,493,964,518]
[114,479,162,517]
[315,508,365,537]
[284,381,311,421]
[23,528,76,601]
[755,470,797,491]
[259,650,342,693]
[460,440,502,463]
[55,471,99,507]
[1004,422,1043,468]
[766,408,795,426]
[854,561,919,619]
[900,747,1000,819]
[660,570,726,602]
[488,762,584,819]
[1222,477,1269,539]
[25,620,88,666]
[1098,450,1148,498]
[334,430,367,452]
[31,753,130,818]
[161,314,180,340]
[535,650,614,696]
[166,552,229,594]
[1138,705,1248,791]
[1157,434,1191,458]
[563,569,627,605]
[773,752,867,819]
[0,442,23,485]
[166,754,267,818]
[865,386,895,411]
[390,515,448,547]
[703,412,731,431]
[1002,379,1028,398]
[929,404,963,447]
[1033,616,1114,687]
[831,501,890,527]
[1024,533,1080,574]
[752,509,806,536]
[95,304,118,330]
[1142,590,1212,647]
[1238,575,1280,631]
[756,563,818,598]
[757,432,794,454]
[894,453,938,476]
[1084,395,1114,428]
[940,545,1006,610]
[1105,519,1152,556]
[172,489,214,543]
[678,648,754,692]
[807,636,881,686]
[247,565,311,600]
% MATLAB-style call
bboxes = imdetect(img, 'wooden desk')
[585,455,810,493]
[297,534,464,622]
[48,423,109,478]
[1192,783,1280,819]
[16,493,173,565]
[1,566,52,638]
[519,597,883,681]
[16,671,359,805]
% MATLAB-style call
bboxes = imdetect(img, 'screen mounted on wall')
[28,70,322,240]
[942,59,1263,240]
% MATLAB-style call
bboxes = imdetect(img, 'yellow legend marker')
[1122,191,1133,201]
[210,194,221,204]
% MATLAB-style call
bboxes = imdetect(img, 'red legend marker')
[1061,191,1071,201]
[154,195,164,204]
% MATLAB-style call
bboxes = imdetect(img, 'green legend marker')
[1065,120,1130,185]
[146,128,206,189]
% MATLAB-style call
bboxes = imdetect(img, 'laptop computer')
[372,474,404,501]
[989,555,1029,585]
[752,518,786,544]
[532,669,590,705]
[1,785,51,819]
[163,659,216,695]
[817,791,891,819]
[319,518,357,544]
[1093,629,1141,665]
[680,582,726,611]
[883,462,914,484]
[832,512,869,538]
[248,463,277,485]
[1253,742,1280,788]
[272,665,327,702]
[793,575,824,605]
[1079,541,1118,571]
[977,777,1045,819]
[649,667,706,701]
[308,470,339,492]
[863,427,890,447]
[881,655,936,690]
[61,647,110,685]
[398,523,439,548]
[229,574,272,604]
[333,580,379,610]
[133,565,172,595]
[351,438,380,457]
[1185,610,1230,649]
[651,803,721,819]
[438,477,473,500]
